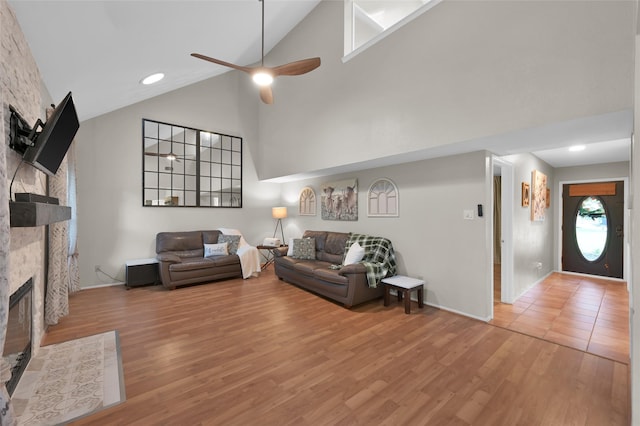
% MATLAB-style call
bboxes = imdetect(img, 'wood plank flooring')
[42,270,629,425]
[491,272,629,364]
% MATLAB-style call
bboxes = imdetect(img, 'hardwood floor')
[491,272,629,364]
[43,270,629,425]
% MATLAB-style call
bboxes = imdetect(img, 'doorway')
[491,157,514,313]
[562,181,624,278]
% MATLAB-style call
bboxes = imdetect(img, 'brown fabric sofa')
[156,230,242,289]
[274,230,385,308]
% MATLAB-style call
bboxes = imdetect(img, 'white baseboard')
[80,282,125,290]
[389,289,490,322]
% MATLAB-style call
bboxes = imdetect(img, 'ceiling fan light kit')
[252,70,274,86]
[191,0,320,104]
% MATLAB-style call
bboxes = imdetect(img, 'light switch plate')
[464,209,474,220]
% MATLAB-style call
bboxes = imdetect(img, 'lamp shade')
[272,207,287,219]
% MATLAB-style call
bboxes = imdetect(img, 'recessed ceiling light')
[569,145,586,152]
[141,73,165,85]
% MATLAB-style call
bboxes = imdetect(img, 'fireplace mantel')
[9,201,71,227]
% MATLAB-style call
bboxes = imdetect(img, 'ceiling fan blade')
[145,152,182,162]
[259,86,274,104]
[191,53,253,74]
[272,58,321,77]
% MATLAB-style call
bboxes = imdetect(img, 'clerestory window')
[344,0,441,60]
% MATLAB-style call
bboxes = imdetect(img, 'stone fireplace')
[3,277,32,395]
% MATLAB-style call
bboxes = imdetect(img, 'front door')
[562,181,624,278]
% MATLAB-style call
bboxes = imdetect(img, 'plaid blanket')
[344,233,397,288]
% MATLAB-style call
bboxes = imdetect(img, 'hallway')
[491,272,629,364]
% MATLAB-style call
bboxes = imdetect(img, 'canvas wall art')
[321,179,358,221]
[531,169,547,221]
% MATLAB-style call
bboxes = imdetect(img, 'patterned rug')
[11,330,125,425]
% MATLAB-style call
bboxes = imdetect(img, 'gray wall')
[75,72,281,287]
[279,151,493,320]
[256,0,633,180]
[502,154,555,298]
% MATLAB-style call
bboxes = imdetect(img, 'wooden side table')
[381,275,425,314]
[256,245,287,270]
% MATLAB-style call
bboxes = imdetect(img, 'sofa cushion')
[313,268,349,285]
[293,261,318,277]
[292,238,316,260]
[209,254,241,267]
[218,234,241,255]
[170,257,215,272]
[156,231,203,253]
[177,249,205,258]
[325,232,349,255]
[302,231,327,253]
[202,230,222,244]
[204,243,228,257]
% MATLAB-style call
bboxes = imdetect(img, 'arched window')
[368,178,398,217]
[299,187,316,216]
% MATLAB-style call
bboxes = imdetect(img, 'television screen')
[22,91,79,176]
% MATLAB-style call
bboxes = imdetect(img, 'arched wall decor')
[367,178,399,217]
[299,186,317,216]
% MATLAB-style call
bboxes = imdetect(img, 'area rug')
[11,330,126,425]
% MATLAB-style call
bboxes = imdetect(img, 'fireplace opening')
[3,277,32,395]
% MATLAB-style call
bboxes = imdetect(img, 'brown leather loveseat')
[274,230,395,308]
[156,230,242,289]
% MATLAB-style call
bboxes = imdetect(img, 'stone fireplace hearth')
[3,277,32,395]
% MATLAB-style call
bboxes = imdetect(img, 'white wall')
[75,72,280,287]
[279,150,492,320]
[257,0,634,180]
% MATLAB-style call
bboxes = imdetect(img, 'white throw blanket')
[218,228,261,279]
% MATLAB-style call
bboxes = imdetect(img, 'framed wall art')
[368,178,398,217]
[531,169,547,221]
[320,178,358,221]
[299,186,316,216]
[521,182,530,207]
[546,188,551,208]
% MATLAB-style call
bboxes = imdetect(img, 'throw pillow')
[343,242,365,265]
[287,238,295,256]
[204,243,228,257]
[291,238,315,260]
[218,234,241,255]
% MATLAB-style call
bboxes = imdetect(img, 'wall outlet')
[535,262,542,269]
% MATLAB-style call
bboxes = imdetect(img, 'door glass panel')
[575,197,608,261]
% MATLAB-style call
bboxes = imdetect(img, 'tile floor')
[491,271,629,364]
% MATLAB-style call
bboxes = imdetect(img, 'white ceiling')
[8,0,321,122]
[8,0,631,171]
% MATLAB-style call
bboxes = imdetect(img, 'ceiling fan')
[144,152,182,162]
[191,0,321,104]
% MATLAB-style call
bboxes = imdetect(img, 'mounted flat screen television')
[20,91,79,176]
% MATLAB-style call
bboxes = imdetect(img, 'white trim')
[388,290,491,321]
[342,0,443,62]
[80,282,125,289]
